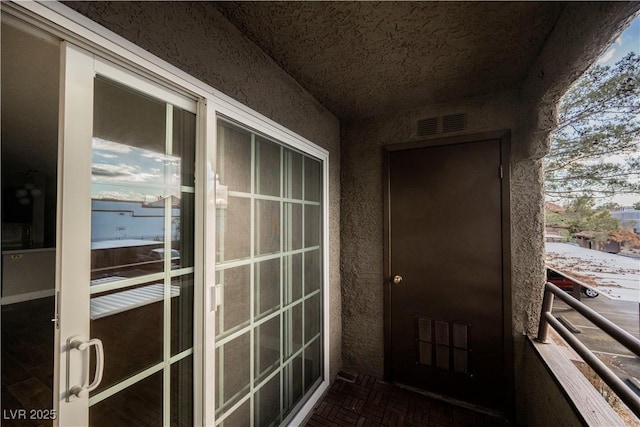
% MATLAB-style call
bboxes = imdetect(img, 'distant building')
[575,231,621,253]
[544,233,566,242]
[611,208,640,233]
[91,198,181,242]
[545,202,566,213]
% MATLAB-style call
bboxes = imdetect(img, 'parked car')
[138,248,181,269]
[149,248,180,261]
[546,268,599,298]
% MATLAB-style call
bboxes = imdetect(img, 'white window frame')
[2,1,330,425]
[211,103,330,427]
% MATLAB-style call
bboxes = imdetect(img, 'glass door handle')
[67,336,105,400]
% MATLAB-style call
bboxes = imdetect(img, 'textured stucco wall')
[341,91,526,376]
[340,3,640,422]
[63,1,343,378]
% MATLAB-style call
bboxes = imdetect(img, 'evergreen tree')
[546,196,620,243]
[545,53,640,200]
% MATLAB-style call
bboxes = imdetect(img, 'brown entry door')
[386,136,509,411]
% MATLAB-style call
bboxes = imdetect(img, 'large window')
[214,119,324,426]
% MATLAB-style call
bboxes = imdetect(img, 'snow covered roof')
[546,242,640,302]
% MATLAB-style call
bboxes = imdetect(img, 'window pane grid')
[216,247,319,271]
[90,79,195,427]
[215,289,320,347]
[227,190,321,206]
[215,119,323,426]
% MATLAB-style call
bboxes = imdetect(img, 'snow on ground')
[545,242,640,302]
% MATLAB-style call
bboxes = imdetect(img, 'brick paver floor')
[304,374,510,427]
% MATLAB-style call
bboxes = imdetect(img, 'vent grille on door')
[416,117,438,136]
[442,113,466,133]
[417,317,471,375]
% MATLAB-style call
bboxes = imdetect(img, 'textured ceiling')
[216,1,566,120]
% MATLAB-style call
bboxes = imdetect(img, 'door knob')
[393,275,403,284]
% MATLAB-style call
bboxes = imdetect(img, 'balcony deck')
[304,374,510,426]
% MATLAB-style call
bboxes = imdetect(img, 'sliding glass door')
[57,42,326,426]
[214,119,324,426]
[57,43,197,426]
[87,73,196,426]
[6,11,330,424]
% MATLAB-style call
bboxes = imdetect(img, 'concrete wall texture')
[64,1,343,378]
[339,4,638,424]
[340,3,638,418]
[341,91,524,377]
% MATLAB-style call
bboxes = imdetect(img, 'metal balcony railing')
[537,281,640,417]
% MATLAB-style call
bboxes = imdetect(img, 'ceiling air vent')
[442,113,466,133]
[416,117,438,136]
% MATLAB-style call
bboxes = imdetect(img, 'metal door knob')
[393,275,403,284]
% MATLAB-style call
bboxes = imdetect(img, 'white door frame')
[56,41,204,426]
[55,40,95,427]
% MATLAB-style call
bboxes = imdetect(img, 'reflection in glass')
[176,192,195,269]
[90,197,166,282]
[171,356,194,427]
[90,76,195,424]
[91,138,181,191]
[89,370,162,427]
[171,274,193,356]
[94,77,165,154]
[173,107,196,187]
[90,282,164,394]
[90,138,182,283]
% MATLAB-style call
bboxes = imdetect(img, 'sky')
[92,138,181,202]
[596,15,640,66]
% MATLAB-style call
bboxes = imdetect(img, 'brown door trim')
[382,130,513,412]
